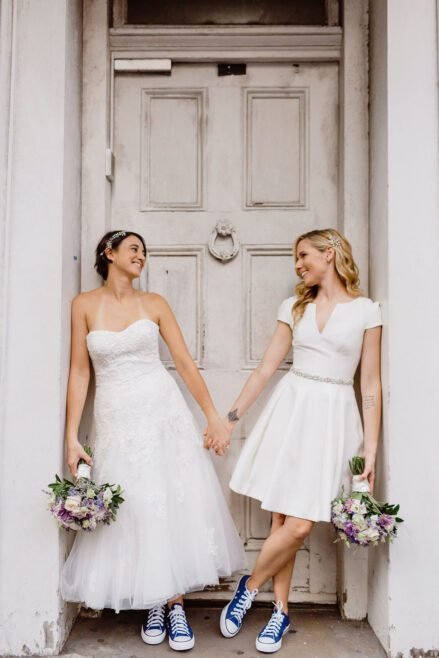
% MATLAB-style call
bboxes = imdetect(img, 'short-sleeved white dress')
[229,296,382,522]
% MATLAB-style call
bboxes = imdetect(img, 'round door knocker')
[208,221,240,262]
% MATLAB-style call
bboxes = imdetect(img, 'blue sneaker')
[141,604,167,645]
[220,574,258,638]
[166,603,195,651]
[256,601,290,653]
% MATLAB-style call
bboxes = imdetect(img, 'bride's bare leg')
[270,513,296,613]
[273,557,295,613]
[247,516,313,592]
[168,595,184,608]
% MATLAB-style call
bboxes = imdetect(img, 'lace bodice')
[86,316,198,483]
[86,318,161,387]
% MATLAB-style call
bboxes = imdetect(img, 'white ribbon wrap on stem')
[77,463,91,480]
[352,474,370,493]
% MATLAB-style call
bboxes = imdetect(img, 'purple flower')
[344,522,359,539]
[378,514,395,529]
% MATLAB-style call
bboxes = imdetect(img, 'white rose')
[352,513,367,530]
[350,499,362,514]
[103,488,113,503]
[358,527,380,542]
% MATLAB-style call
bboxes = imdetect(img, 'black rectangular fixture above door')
[218,63,247,77]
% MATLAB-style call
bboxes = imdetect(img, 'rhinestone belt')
[291,366,353,386]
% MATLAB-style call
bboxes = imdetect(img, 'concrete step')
[61,605,386,658]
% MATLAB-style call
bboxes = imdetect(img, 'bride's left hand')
[203,415,230,456]
[359,455,376,495]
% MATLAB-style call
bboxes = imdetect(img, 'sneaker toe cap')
[225,618,239,635]
[257,635,274,645]
[144,628,163,637]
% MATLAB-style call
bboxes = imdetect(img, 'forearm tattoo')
[362,395,376,410]
[227,408,240,423]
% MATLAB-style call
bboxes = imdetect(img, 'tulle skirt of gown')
[61,360,246,612]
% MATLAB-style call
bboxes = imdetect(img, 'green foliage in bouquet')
[48,474,76,498]
[349,455,366,475]
[78,444,93,466]
[348,456,403,521]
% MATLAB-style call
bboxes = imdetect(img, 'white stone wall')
[0,1,82,655]
[369,1,439,655]
[368,0,391,649]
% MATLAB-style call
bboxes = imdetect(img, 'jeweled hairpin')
[106,231,126,249]
[100,230,127,255]
[328,235,341,249]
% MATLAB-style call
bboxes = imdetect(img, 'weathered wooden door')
[112,62,338,602]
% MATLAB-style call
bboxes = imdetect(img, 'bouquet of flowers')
[331,456,403,547]
[46,446,124,531]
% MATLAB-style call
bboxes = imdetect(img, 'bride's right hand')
[66,440,93,478]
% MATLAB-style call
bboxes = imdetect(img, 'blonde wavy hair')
[292,229,362,324]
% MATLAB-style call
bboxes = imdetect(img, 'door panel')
[245,89,306,206]
[141,91,204,208]
[112,62,338,602]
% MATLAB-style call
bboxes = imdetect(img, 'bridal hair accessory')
[328,235,341,249]
[100,231,127,255]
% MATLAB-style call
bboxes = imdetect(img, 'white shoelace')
[168,606,190,636]
[146,605,166,629]
[260,602,285,638]
[231,586,257,625]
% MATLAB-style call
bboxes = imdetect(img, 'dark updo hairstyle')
[95,230,147,280]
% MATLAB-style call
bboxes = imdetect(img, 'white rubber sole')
[220,576,251,638]
[140,625,166,645]
[168,635,195,651]
[255,625,290,653]
[220,605,240,638]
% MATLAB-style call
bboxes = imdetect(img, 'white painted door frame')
[81,0,369,619]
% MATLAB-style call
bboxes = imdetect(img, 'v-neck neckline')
[310,298,361,335]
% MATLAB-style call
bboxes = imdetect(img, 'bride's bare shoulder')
[138,291,168,305]
[71,288,104,311]
[138,291,170,315]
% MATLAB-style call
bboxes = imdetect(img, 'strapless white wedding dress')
[61,318,246,612]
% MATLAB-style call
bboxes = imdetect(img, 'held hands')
[203,415,233,456]
[66,439,93,478]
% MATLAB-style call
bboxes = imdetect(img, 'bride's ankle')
[246,576,258,592]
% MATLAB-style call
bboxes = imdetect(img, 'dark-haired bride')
[61,230,244,651]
